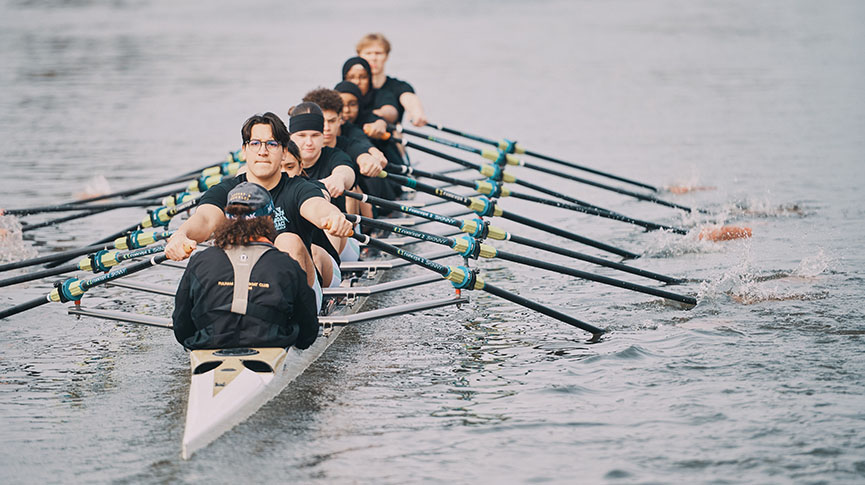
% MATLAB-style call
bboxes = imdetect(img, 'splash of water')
[698,247,830,305]
[0,215,37,264]
[641,228,730,258]
[76,174,112,200]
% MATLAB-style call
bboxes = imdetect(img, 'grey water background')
[1,0,864,483]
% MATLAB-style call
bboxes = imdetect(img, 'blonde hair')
[356,33,391,54]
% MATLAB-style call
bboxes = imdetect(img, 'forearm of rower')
[400,92,427,126]
[172,204,224,242]
[372,105,399,124]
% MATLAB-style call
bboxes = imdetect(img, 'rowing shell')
[179,249,389,459]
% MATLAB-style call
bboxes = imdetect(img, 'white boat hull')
[181,325,345,459]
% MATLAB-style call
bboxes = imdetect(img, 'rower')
[165,112,353,313]
[172,182,319,351]
[341,56,398,139]
[281,141,345,289]
[301,87,390,212]
[356,32,427,127]
[301,87,387,179]
[287,102,363,264]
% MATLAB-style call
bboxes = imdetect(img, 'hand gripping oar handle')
[0,253,168,320]
[351,231,605,340]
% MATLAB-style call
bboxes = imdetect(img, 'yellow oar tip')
[699,225,752,241]
[666,185,717,194]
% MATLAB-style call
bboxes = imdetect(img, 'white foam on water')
[0,215,37,264]
[698,247,830,305]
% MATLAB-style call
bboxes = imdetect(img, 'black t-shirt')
[356,88,398,126]
[303,146,356,212]
[336,131,373,162]
[303,146,355,181]
[380,76,415,123]
[199,173,323,251]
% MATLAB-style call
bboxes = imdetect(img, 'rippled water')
[1,0,864,483]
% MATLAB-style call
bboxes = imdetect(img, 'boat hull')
[181,326,346,459]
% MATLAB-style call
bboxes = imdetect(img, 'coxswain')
[356,32,427,127]
[165,112,353,313]
[172,182,319,350]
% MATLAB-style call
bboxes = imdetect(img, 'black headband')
[289,112,324,134]
[334,81,363,100]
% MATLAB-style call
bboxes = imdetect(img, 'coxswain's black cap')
[226,182,275,218]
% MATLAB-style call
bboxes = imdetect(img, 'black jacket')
[172,244,319,350]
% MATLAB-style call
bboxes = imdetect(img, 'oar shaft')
[399,165,685,234]
[400,127,483,156]
[507,233,682,284]
[346,190,679,283]
[6,199,162,216]
[522,148,660,192]
[426,122,660,192]
[0,243,108,273]
[496,250,696,305]
[355,233,605,338]
[499,209,639,259]
[384,171,638,259]
[42,223,141,269]
[0,263,78,288]
[22,210,104,232]
[0,296,50,320]
[480,282,605,338]
[427,123,499,146]
[0,254,168,320]
[518,160,698,213]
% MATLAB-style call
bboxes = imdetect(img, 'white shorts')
[340,236,361,263]
[328,254,342,288]
[312,275,322,314]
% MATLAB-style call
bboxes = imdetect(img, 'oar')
[0,244,167,288]
[4,199,163,217]
[405,140,610,213]
[351,215,696,306]
[20,186,203,233]
[0,230,172,273]
[422,122,660,192]
[22,209,107,232]
[399,130,701,213]
[0,252,169,320]
[344,191,682,284]
[42,196,200,269]
[350,232,605,341]
[401,142,751,242]
[389,165,687,234]
[379,171,640,259]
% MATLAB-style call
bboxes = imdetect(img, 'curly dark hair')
[302,87,344,114]
[213,205,277,248]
